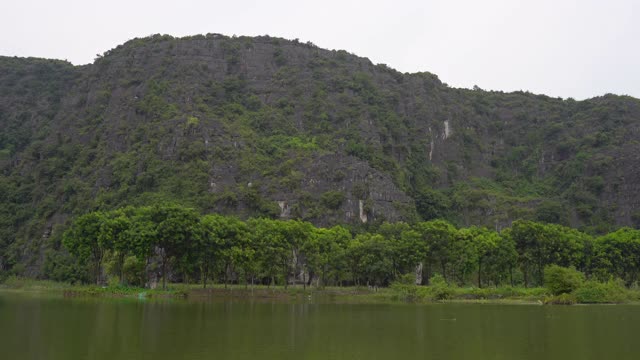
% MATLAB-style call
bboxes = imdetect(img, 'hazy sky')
[2,0,638,99]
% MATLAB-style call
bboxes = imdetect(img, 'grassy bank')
[2,276,639,304]
[0,276,188,299]
[0,276,545,303]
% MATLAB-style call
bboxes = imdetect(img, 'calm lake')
[1,291,638,360]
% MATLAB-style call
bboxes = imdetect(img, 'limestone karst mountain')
[1,33,639,275]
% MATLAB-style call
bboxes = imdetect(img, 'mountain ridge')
[6,33,630,101]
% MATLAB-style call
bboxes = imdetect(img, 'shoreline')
[0,279,568,305]
[0,286,546,305]
[3,278,634,305]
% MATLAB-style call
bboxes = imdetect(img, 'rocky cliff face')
[1,34,640,275]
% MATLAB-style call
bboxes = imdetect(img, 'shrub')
[574,279,628,303]
[390,283,420,301]
[42,249,90,284]
[545,293,577,305]
[428,274,453,300]
[396,273,417,285]
[107,275,120,288]
[321,191,345,209]
[544,265,584,295]
[123,256,146,287]
[390,274,425,302]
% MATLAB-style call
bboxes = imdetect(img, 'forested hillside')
[1,33,640,278]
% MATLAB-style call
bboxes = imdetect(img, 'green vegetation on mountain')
[1,33,640,280]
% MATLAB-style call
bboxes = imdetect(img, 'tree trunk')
[95,261,101,285]
[162,258,167,290]
[537,262,543,286]
[478,258,482,288]
[119,253,125,284]
[143,257,150,288]
[283,265,289,289]
[95,264,101,285]
[224,264,228,289]
[308,270,314,288]
[292,250,297,289]
[202,264,208,289]
[93,250,103,285]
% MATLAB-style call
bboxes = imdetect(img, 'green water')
[1,292,638,360]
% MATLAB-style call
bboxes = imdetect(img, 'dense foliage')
[54,205,640,290]
[1,34,640,278]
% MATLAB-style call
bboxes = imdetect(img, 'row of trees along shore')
[58,204,640,290]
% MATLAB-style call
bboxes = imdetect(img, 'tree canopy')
[53,205,640,290]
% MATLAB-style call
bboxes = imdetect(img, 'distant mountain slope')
[1,33,639,275]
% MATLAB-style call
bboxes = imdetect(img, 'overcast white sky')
[2,0,638,99]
